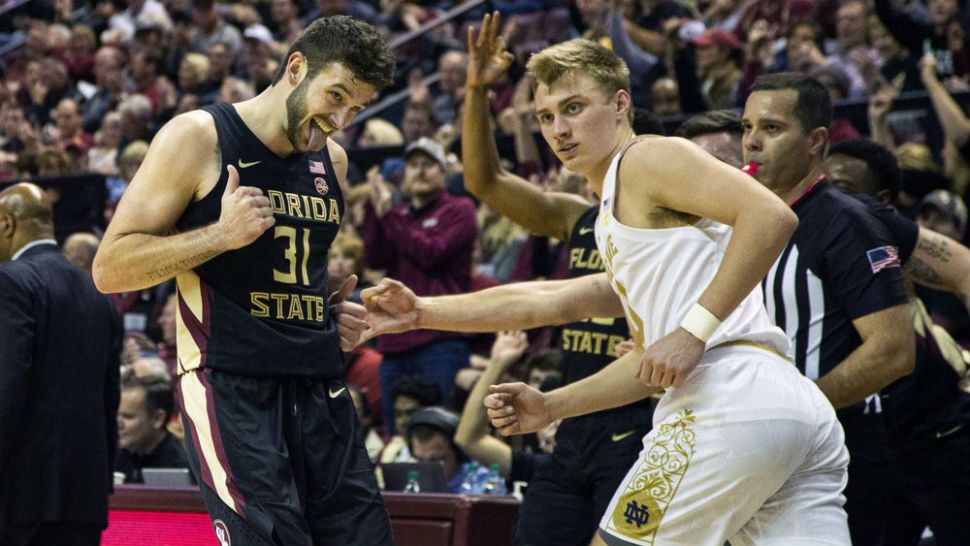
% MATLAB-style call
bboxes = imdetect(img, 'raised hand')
[484,382,552,436]
[360,278,420,342]
[918,52,939,85]
[637,327,705,388]
[489,330,528,365]
[218,164,275,250]
[366,165,393,217]
[867,85,896,124]
[466,11,515,89]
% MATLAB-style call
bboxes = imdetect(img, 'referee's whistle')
[741,162,759,176]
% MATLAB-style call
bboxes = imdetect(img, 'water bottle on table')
[403,470,421,493]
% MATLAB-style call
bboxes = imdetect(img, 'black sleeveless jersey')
[173,103,345,378]
[559,206,631,385]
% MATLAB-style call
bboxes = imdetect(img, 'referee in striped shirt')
[741,73,915,546]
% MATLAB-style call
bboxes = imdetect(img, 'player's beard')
[285,76,310,151]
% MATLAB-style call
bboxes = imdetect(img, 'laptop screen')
[380,462,447,493]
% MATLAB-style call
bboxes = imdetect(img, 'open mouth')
[558,143,578,154]
[314,117,335,134]
[306,117,336,151]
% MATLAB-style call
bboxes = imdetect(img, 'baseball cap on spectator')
[918,190,968,234]
[381,157,405,182]
[691,28,741,50]
[405,137,447,166]
[243,24,274,45]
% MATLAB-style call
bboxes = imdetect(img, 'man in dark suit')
[0,183,121,546]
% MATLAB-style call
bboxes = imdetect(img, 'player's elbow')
[453,426,473,451]
[882,331,916,382]
[91,242,130,293]
[770,205,799,239]
[91,250,116,293]
[891,336,916,378]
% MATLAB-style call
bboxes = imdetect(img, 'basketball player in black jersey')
[92,17,395,546]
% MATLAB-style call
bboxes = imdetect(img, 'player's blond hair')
[526,39,631,105]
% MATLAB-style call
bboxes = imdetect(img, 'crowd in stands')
[1,0,969,510]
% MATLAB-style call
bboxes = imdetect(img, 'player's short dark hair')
[121,371,174,423]
[272,16,394,90]
[675,109,742,139]
[391,376,442,407]
[828,139,902,201]
[750,73,832,132]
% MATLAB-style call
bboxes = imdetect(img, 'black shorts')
[178,369,393,546]
[515,402,654,546]
[839,409,892,546]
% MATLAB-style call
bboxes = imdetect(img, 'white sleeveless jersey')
[594,147,790,355]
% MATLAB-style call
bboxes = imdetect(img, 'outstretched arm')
[361,273,622,341]
[484,348,660,436]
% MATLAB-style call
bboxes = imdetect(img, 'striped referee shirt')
[762,180,909,390]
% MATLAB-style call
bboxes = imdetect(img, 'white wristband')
[680,303,721,343]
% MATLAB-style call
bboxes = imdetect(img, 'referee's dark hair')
[828,139,903,203]
[121,370,175,423]
[675,110,742,139]
[751,73,832,133]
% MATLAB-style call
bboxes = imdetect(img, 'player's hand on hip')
[637,328,705,389]
[359,278,419,342]
[218,164,275,250]
[330,275,367,351]
[485,382,551,436]
[466,11,515,89]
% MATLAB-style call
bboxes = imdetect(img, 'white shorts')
[598,345,850,546]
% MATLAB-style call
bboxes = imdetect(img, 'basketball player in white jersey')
[363,13,851,546]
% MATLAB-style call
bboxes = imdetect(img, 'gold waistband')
[708,340,793,363]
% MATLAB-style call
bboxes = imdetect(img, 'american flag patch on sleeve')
[866,245,900,273]
[308,159,327,174]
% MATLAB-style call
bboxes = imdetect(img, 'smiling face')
[284,59,376,153]
[534,73,631,181]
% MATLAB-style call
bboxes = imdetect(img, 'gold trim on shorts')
[606,409,698,543]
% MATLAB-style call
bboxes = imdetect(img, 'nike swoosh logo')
[328,387,346,399]
[611,430,637,442]
[238,159,262,168]
[936,424,963,439]
[579,227,594,235]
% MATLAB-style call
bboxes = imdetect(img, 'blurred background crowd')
[1,0,968,504]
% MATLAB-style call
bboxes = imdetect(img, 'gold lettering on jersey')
[267,190,340,224]
[613,279,645,348]
[250,292,271,317]
[250,291,326,322]
[601,233,644,347]
[570,248,604,271]
[561,329,625,357]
